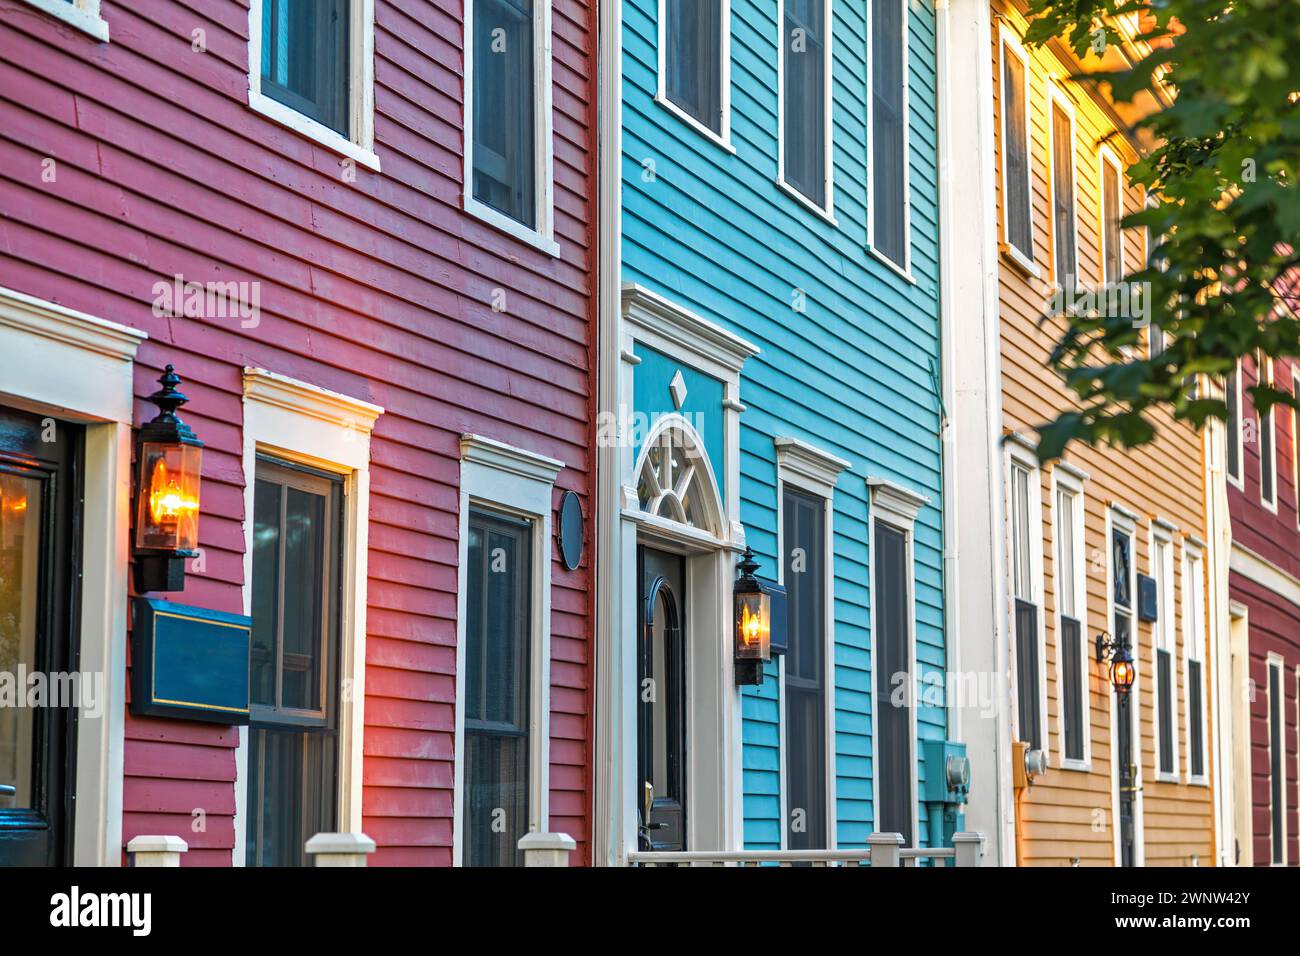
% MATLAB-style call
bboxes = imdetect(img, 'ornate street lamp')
[1096,631,1136,698]
[135,365,203,592]
[734,547,771,686]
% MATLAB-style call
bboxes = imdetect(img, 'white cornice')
[621,283,759,375]
[0,285,145,361]
[868,477,930,527]
[1231,542,1300,607]
[460,434,564,485]
[1053,459,1091,483]
[776,436,850,500]
[243,368,383,433]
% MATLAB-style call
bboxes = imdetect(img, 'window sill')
[1153,770,1180,785]
[248,89,381,173]
[22,0,109,40]
[774,178,837,226]
[1001,242,1041,280]
[654,95,736,155]
[1057,759,1092,773]
[868,245,916,285]
[463,196,561,257]
[1186,775,1209,788]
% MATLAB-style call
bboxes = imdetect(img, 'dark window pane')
[464,509,532,866]
[1262,406,1275,503]
[251,479,282,707]
[1103,161,1122,283]
[784,488,827,849]
[246,726,338,866]
[872,0,906,265]
[282,486,325,711]
[1061,615,1084,761]
[1227,367,1240,479]
[1188,659,1204,778]
[1015,598,1041,749]
[473,0,537,227]
[783,0,826,206]
[1002,49,1032,258]
[1051,103,1077,286]
[1157,648,1173,774]
[1270,665,1283,864]
[262,0,351,135]
[1113,529,1131,608]
[873,520,912,846]
[666,0,723,133]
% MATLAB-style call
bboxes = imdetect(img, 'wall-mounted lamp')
[135,365,203,592]
[1095,631,1136,698]
[733,547,771,686]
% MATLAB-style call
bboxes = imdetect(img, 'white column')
[127,835,187,867]
[519,832,576,866]
[305,832,376,867]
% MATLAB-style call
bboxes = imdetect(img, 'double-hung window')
[783,487,828,849]
[1100,149,1124,286]
[999,33,1033,267]
[1259,355,1278,510]
[1054,476,1087,766]
[466,0,556,250]
[871,0,908,267]
[249,0,378,169]
[1152,530,1177,779]
[247,458,344,866]
[1049,94,1078,289]
[1009,456,1043,752]
[780,0,831,211]
[661,0,728,140]
[1184,546,1207,782]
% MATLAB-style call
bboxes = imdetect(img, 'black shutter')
[1061,615,1084,761]
[1157,649,1174,774]
[873,520,912,847]
[1014,598,1041,749]
[1188,659,1204,778]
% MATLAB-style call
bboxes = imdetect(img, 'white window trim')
[1228,358,1245,489]
[20,0,108,41]
[246,0,380,172]
[1106,506,1145,865]
[774,437,848,850]
[0,286,145,866]
[656,0,735,152]
[1005,439,1049,764]
[234,368,383,866]
[775,0,835,221]
[1051,465,1091,771]
[866,478,926,847]
[1150,523,1179,782]
[1098,145,1124,287]
[452,434,563,865]
[1046,84,1080,293]
[1259,355,1279,513]
[1266,652,1288,866]
[866,0,913,276]
[463,0,559,255]
[997,28,1035,273]
[1181,542,1209,786]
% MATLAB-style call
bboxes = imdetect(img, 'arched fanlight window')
[635,422,722,535]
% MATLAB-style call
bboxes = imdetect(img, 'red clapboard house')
[1225,349,1300,867]
[0,0,595,866]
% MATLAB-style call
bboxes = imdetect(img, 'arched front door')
[637,545,686,851]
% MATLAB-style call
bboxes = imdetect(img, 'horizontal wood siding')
[623,0,946,849]
[992,0,1213,865]
[0,0,595,865]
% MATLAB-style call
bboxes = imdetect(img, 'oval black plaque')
[558,490,583,571]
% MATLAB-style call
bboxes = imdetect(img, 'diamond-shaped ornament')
[669,370,687,410]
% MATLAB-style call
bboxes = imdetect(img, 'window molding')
[1227,358,1245,489]
[775,444,845,851]
[1046,83,1080,293]
[1266,652,1288,866]
[0,286,146,866]
[1181,541,1209,786]
[1259,355,1278,513]
[775,0,835,220]
[20,0,108,41]
[1005,441,1048,761]
[235,368,383,865]
[1050,465,1090,771]
[463,0,559,255]
[1098,145,1124,287]
[452,434,563,865]
[656,0,734,151]
[1149,522,1179,782]
[997,27,1034,270]
[866,0,912,274]
[246,0,380,172]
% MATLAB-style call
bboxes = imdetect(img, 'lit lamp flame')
[148,460,199,526]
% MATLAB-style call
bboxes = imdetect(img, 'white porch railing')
[627,831,985,867]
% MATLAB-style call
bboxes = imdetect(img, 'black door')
[0,405,82,866]
[637,545,686,851]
